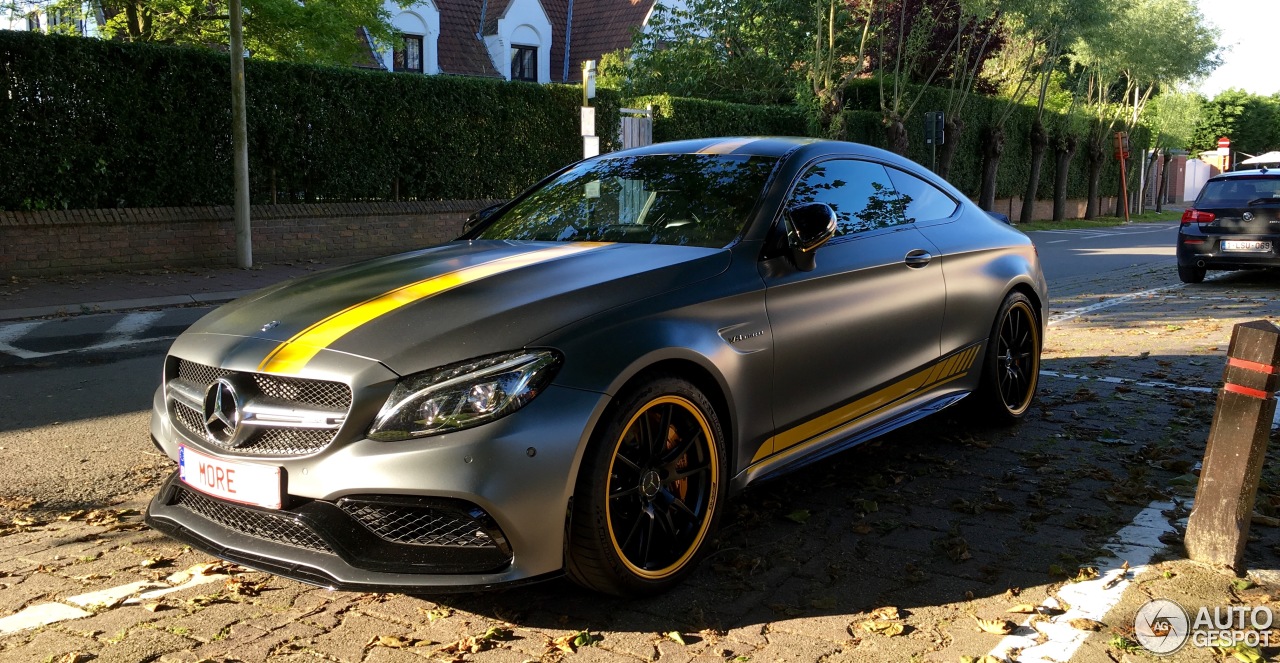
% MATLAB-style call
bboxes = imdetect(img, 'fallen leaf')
[56,510,87,522]
[1071,567,1100,583]
[959,657,1002,663]
[1069,618,1105,631]
[419,607,454,621]
[859,620,904,636]
[975,617,1014,635]
[54,653,92,663]
[225,576,269,596]
[548,630,599,654]
[852,522,873,535]
[784,510,811,524]
[142,602,165,612]
[367,635,417,649]
[1007,604,1039,614]
[872,606,900,620]
[665,631,687,645]
[139,556,173,569]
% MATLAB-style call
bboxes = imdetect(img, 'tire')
[1178,263,1206,284]
[566,376,726,596]
[970,292,1041,423]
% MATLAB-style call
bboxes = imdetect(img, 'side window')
[885,167,958,223]
[789,159,910,236]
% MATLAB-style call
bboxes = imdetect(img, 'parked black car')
[1177,169,1280,283]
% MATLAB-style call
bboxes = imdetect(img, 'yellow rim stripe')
[257,243,609,374]
[752,344,983,463]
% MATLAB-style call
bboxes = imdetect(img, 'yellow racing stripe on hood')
[258,242,610,374]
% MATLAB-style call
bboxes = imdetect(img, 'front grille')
[341,502,497,548]
[252,374,351,410]
[173,486,333,554]
[169,359,351,457]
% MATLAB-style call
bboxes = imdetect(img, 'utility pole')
[229,0,252,268]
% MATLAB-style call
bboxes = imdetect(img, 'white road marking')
[988,500,1179,662]
[1038,370,1216,395]
[1049,285,1186,325]
[0,311,169,359]
[1045,239,1069,244]
[0,602,92,636]
[0,571,231,635]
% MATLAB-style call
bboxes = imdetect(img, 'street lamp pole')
[229,0,252,268]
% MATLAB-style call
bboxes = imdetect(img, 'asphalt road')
[1025,222,1179,282]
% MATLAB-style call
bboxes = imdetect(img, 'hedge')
[628,82,1149,201]
[0,30,620,210]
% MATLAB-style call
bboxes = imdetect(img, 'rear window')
[1197,177,1280,208]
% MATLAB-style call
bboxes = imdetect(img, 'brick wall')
[0,201,502,277]
[985,196,1120,223]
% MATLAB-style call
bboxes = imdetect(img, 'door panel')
[762,158,946,453]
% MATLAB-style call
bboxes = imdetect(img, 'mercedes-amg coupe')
[145,137,1046,596]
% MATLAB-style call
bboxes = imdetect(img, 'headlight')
[367,350,562,441]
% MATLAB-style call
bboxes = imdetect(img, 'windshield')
[1197,177,1280,208]
[477,154,779,248]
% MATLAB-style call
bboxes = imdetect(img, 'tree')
[603,0,810,105]
[1193,89,1280,156]
[47,0,405,65]
[873,0,963,155]
[936,0,1004,178]
[1143,89,1200,211]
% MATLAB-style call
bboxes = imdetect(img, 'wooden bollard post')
[1185,320,1280,570]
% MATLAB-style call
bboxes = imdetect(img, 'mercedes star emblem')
[203,378,243,446]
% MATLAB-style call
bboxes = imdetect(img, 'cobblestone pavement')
[4,263,1280,662]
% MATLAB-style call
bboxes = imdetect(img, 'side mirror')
[463,203,504,232]
[783,202,837,272]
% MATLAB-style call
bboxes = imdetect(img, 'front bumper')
[148,344,613,590]
[146,473,554,592]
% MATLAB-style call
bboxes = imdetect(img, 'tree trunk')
[1156,152,1172,212]
[883,113,908,156]
[979,126,1005,212]
[1140,148,1160,211]
[938,117,964,180]
[1052,133,1078,222]
[1084,130,1106,219]
[1020,119,1049,223]
[125,3,141,39]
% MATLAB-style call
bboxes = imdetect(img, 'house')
[2,0,101,36]
[367,0,659,83]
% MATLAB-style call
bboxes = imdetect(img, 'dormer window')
[394,34,424,73]
[511,45,536,82]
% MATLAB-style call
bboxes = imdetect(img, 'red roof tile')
[566,0,653,81]
[437,0,503,77]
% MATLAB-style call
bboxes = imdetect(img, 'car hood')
[186,241,729,377]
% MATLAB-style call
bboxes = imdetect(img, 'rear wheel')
[1178,263,1206,284]
[971,292,1041,423]
[566,376,725,596]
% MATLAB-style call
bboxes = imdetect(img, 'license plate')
[179,445,282,509]
[1222,240,1272,252]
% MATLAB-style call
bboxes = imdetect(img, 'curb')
[0,289,254,322]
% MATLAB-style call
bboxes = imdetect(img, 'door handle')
[904,249,933,268]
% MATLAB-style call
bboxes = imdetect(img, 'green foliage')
[1193,89,1280,156]
[630,79,1148,202]
[87,0,401,66]
[0,30,618,210]
[630,95,808,143]
[609,0,808,105]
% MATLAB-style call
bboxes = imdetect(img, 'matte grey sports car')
[145,137,1047,596]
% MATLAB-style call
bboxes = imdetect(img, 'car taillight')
[1180,209,1215,224]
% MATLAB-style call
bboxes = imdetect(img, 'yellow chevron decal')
[750,344,983,464]
[257,243,610,375]
[696,138,757,155]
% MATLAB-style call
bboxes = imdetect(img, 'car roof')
[610,137,819,159]
[1211,168,1278,180]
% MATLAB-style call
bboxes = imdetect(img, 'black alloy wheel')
[973,292,1041,422]
[567,376,725,596]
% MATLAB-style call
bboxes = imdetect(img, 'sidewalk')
[0,260,350,321]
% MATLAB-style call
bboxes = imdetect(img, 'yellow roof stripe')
[696,138,757,155]
[257,243,610,375]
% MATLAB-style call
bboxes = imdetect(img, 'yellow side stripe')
[257,243,610,374]
[751,343,984,463]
